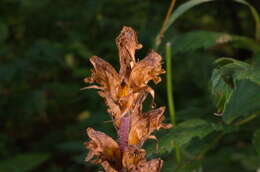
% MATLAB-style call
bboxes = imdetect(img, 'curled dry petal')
[84,56,120,101]
[85,128,121,170]
[122,146,162,172]
[116,26,142,78]
[138,159,163,172]
[128,107,173,146]
[122,146,146,170]
[101,161,119,172]
[129,51,165,89]
[98,91,121,128]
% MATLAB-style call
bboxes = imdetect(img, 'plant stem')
[166,42,176,125]
[174,142,181,163]
[154,0,177,50]
[235,113,259,126]
[166,42,181,163]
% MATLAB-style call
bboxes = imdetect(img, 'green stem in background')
[235,113,259,126]
[166,42,176,125]
[166,42,181,163]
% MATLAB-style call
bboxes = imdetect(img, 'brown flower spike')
[84,26,172,172]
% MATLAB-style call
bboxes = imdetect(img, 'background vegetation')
[0,0,259,171]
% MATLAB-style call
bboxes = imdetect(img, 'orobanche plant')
[83,26,172,172]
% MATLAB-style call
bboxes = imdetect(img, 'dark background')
[0,0,259,171]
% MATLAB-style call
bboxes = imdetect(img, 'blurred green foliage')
[0,0,260,171]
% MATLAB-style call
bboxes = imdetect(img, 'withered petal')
[129,51,165,89]
[128,107,173,146]
[122,146,146,170]
[101,161,119,172]
[145,107,173,130]
[98,91,121,128]
[84,56,120,100]
[138,159,163,172]
[116,26,142,79]
[122,146,163,172]
[85,128,121,168]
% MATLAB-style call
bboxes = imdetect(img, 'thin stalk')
[166,42,176,125]
[235,113,259,126]
[174,142,181,163]
[154,0,177,50]
[166,42,181,163]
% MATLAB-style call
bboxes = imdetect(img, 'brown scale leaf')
[122,146,163,172]
[129,50,165,89]
[84,56,120,101]
[137,159,163,172]
[128,107,173,146]
[98,91,122,128]
[116,26,142,79]
[101,161,119,172]
[85,128,121,170]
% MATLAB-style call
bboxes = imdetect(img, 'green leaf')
[165,0,260,40]
[223,79,260,123]
[253,128,260,156]
[172,31,260,54]
[210,67,233,114]
[163,155,203,172]
[165,0,214,32]
[210,58,260,123]
[147,119,216,155]
[0,153,50,172]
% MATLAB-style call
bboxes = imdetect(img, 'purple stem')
[118,114,131,152]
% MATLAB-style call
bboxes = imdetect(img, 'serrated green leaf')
[210,58,252,113]
[210,67,233,113]
[0,153,50,172]
[253,129,260,156]
[148,119,216,155]
[223,79,260,123]
[211,58,260,123]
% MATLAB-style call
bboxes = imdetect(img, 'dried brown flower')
[83,26,172,172]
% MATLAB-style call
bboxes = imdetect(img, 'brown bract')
[84,26,172,172]
[128,107,172,146]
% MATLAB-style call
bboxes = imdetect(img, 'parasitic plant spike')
[83,26,172,172]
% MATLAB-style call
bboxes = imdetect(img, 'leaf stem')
[166,42,176,125]
[154,0,177,50]
[166,42,181,163]
[235,113,259,126]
